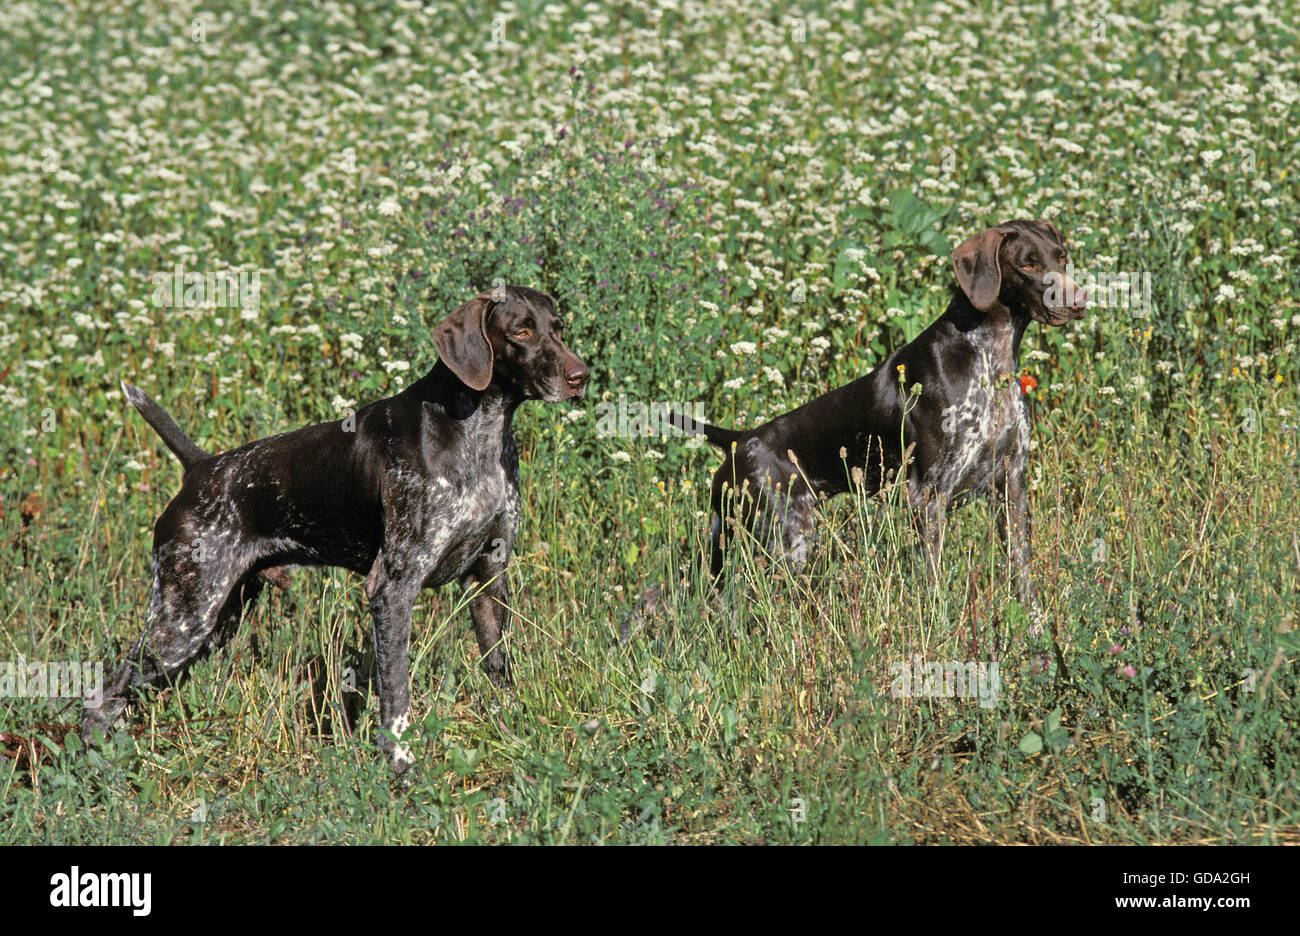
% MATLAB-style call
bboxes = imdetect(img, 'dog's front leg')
[993,467,1042,635]
[462,551,512,690]
[909,490,947,585]
[365,553,419,774]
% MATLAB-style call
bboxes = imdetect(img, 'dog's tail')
[122,381,209,470]
[668,411,744,448]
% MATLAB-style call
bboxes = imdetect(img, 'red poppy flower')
[1019,374,1038,395]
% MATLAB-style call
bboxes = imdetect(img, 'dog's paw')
[389,761,416,792]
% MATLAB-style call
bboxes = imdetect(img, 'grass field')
[2,0,1298,844]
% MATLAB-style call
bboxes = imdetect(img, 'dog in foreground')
[82,286,589,773]
[677,220,1086,627]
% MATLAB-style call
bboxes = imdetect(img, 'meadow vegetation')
[2,0,1297,843]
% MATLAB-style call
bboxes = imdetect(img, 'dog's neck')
[410,361,522,430]
[944,287,1030,371]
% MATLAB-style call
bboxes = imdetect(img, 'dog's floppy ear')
[434,294,494,391]
[953,227,1012,312]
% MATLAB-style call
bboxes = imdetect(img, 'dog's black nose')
[566,360,590,388]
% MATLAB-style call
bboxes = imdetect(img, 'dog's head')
[434,286,589,401]
[953,219,1087,326]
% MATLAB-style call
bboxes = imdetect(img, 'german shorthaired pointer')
[82,286,589,774]
[681,220,1085,623]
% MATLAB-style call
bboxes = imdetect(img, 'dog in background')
[676,220,1086,629]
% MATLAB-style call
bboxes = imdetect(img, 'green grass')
[2,0,1297,844]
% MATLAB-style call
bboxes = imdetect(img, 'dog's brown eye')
[513,329,533,340]
[1020,264,1040,272]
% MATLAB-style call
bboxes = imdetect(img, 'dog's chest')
[931,351,1028,495]
[416,462,519,583]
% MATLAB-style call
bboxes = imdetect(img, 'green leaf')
[1018,732,1044,755]
[888,189,928,234]
[921,230,951,256]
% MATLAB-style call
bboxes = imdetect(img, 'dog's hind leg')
[208,574,265,652]
[81,536,261,742]
[775,485,816,572]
